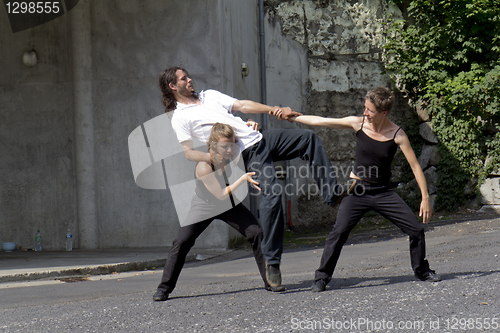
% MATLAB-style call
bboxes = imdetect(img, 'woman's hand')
[419,196,431,224]
[245,172,261,191]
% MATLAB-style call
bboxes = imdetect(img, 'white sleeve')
[206,89,237,114]
[171,114,192,143]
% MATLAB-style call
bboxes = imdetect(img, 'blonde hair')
[208,123,236,151]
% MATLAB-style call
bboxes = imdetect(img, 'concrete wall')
[0,4,75,250]
[0,0,261,250]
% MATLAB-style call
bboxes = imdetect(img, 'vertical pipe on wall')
[251,0,268,219]
[71,0,98,249]
[258,0,267,131]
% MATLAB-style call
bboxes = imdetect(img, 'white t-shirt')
[170,90,263,150]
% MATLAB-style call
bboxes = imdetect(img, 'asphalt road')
[0,217,499,332]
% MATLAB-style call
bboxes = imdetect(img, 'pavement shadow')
[438,270,500,281]
[282,276,412,294]
[163,286,278,301]
[280,270,500,294]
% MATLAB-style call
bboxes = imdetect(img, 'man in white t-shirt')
[158,66,341,289]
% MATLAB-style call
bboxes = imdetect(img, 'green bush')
[384,0,500,211]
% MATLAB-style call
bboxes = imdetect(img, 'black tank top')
[194,162,235,206]
[352,118,401,184]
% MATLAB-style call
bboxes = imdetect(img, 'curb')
[0,254,203,283]
[0,257,168,283]
[0,250,235,283]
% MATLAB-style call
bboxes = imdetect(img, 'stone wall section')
[264,0,417,228]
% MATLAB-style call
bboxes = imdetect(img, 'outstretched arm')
[270,111,362,130]
[232,100,302,121]
[396,130,432,224]
[293,115,361,130]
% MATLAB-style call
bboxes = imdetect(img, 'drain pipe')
[258,0,267,130]
[250,0,268,219]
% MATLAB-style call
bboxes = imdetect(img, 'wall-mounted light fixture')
[22,50,37,67]
[241,63,249,77]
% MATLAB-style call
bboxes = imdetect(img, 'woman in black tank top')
[272,87,441,291]
[352,116,401,184]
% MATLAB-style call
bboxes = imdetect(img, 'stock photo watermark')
[3,0,80,33]
[290,316,499,331]
[246,163,375,198]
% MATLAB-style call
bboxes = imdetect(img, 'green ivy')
[384,0,500,211]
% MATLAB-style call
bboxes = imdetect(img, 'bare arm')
[291,115,361,130]
[396,130,432,224]
[232,100,302,121]
[180,140,211,163]
[232,100,278,114]
[196,163,260,200]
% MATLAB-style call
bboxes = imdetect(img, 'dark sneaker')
[153,290,169,301]
[311,279,327,292]
[265,285,286,292]
[265,263,282,287]
[415,270,441,282]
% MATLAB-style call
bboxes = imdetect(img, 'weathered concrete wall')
[0,5,75,249]
[264,0,413,228]
[0,0,261,249]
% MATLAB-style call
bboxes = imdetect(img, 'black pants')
[157,203,267,293]
[315,184,431,282]
[243,128,340,265]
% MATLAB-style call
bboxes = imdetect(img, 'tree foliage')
[384,0,500,210]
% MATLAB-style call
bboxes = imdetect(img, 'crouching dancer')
[273,87,441,292]
[153,123,285,301]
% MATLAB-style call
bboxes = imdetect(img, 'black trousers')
[157,203,267,293]
[315,185,431,282]
[243,128,340,265]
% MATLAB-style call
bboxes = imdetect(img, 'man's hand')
[269,107,302,122]
[246,119,259,131]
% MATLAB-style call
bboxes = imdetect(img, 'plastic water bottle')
[65,229,73,251]
[35,230,42,251]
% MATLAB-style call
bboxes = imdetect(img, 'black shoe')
[311,279,327,292]
[265,263,282,287]
[265,285,286,292]
[415,270,441,282]
[153,290,169,301]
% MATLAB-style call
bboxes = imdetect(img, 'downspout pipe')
[258,0,267,131]
[251,0,268,218]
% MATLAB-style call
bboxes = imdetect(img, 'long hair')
[365,87,394,113]
[208,123,236,152]
[158,66,187,113]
